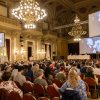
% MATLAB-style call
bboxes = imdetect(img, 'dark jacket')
[61,90,81,100]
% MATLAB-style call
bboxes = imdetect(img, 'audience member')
[13,66,26,86]
[53,69,87,100]
[34,69,48,89]
[55,67,66,82]
[0,72,23,97]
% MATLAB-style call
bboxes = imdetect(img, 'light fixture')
[12,0,47,29]
[24,23,36,29]
[68,15,86,41]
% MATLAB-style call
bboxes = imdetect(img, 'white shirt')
[13,72,26,86]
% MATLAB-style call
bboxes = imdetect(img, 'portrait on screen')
[80,37,100,54]
[93,40,100,52]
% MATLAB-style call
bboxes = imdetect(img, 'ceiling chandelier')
[68,15,87,41]
[12,0,47,29]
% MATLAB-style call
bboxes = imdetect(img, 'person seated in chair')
[85,67,98,84]
[0,72,23,97]
[13,65,27,86]
[55,67,66,82]
[53,69,87,100]
[34,69,48,89]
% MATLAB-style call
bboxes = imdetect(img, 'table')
[67,55,90,60]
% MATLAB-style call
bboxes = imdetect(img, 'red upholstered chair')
[0,79,2,83]
[46,85,60,98]
[33,83,45,97]
[9,91,22,100]
[14,81,22,89]
[96,75,100,83]
[38,97,48,100]
[50,97,60,100]
[84,77,99,98]
[23,93,36,100]
[84,77,97,89]
[26,77,31,82]
[52,79,63,88]
[84,82,90,97]
[80,74,84,80]
[0,88,9,100]
[22,82,33,93]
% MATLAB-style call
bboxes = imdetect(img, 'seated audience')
[0,72,23,97]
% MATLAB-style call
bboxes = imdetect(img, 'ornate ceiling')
[1,0,100,38]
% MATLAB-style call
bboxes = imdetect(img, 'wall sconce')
[21,49,25,55]
[37,50,46,54]
[14,49,19,55]
[37,50,41,54]
[42,51,46,54]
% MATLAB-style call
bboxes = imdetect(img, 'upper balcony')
[0,15,21,30]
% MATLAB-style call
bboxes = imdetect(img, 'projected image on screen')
[0,33,4,47]
[80,37,100,54]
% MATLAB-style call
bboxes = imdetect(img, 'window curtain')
[6,39,10,61]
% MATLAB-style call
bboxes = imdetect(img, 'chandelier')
[68,15,86,41]
[12,0,47,29]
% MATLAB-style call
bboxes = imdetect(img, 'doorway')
[28,47,32,60]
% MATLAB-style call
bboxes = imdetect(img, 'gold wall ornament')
[12,0,47,29]
[68,15,87,41]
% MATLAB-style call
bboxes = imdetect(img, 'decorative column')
[10,34,15,62]
[46,44,50,60]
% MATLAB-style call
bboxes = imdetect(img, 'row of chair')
[0,88,60,100]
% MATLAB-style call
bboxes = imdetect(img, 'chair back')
[84,82,90,97]
[14,81,22,89]
[38,97,48,100]
[22,82,33,93]
[96,75,100,83]
[80,74,84,80]
[84,77,98,98]
[84,77,97,88]
[33,83,45,97]
[52,79,63,88]
[9,91,22,100]
[23,93,36,100]
[46,85,60,98]
[50,97,60,100]
[26,77,31,81]
[0,88,9,100]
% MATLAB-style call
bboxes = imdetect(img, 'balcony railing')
[0,15,21,28]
